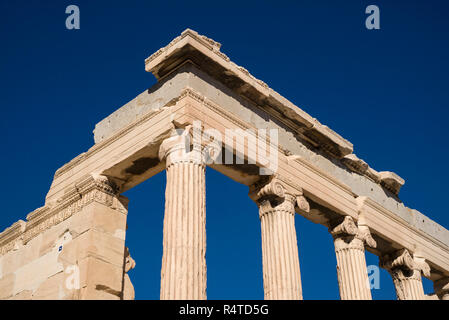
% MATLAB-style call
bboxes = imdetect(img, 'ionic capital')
[249,176,286,201]
[257,194,296,218]
[434,278,449,300]
[330,216,358,237]
[329,216,376,249]
[249,175,310,214]
[159,125,216,167]
[380,249,430,278]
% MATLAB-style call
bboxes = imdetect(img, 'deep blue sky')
[1,0,448,300]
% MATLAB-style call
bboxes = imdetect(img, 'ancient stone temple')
[0,29,448,300]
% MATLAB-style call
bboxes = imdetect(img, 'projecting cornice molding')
[144,29,406,196]
[145,28,353,160]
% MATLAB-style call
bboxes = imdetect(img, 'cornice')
[145,29,354,159]
[143,29,408,197]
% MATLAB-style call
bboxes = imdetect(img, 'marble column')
[380,249,430,300]
[434,278,449,300]
[250,177,309,300]
[159,126,207,300]
[329,216,376,300]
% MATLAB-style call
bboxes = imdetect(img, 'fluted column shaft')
[259,194,302,300]
[334,238,370,299]
[250,177,309,300]
[390,269,425,300]
[159,129,207,300]
[380,249,430,300]
[330,216,376,300]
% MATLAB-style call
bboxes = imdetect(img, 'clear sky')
[0,0,448,299]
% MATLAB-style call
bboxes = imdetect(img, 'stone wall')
[0,175,130,300]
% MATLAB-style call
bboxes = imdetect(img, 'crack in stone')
[95,284,121,298]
